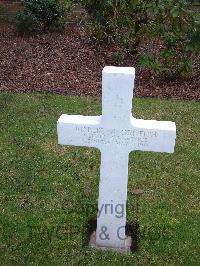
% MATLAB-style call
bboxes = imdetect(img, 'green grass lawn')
[0,93,199,265]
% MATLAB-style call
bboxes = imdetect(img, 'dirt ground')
[0,21,199,100]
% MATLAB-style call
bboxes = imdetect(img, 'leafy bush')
[80,0,199,78]
[145,0,200,77]
[16,0,72,35]
[81,0,148,49]
[15,11,41,35]
[24,0,65,30]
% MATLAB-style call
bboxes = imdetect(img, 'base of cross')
[88,231,132,255]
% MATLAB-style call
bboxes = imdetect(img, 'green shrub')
[145,0,200,78]
[81,0,199,78]
[15,11,41,35]
[80,0,149,50]
[16,0,72,35]
[24,0,65,30]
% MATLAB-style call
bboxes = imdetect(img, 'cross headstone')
[57,66,176,250]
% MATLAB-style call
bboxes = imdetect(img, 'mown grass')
[0,93,199,265]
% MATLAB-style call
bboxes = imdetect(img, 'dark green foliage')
[81,0,199,78]
[147,0,199,77]
[15,0,71,35]
[81,0,149,48]
[139,53,164,75]
[24,0,65,30]
[15,11,41,36]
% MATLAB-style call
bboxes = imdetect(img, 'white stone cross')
[57,66,176,249]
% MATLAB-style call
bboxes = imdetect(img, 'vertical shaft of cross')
[96,67,135,248]
[101,66,135,128]
[96,147,129,248]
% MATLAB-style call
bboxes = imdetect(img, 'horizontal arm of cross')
[57,114,102,149]
[57,114,176,153]
[130,117,176,153]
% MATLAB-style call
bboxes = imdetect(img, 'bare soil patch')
[0,22,199,100]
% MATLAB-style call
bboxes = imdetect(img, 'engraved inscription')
[75,126,158,147]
